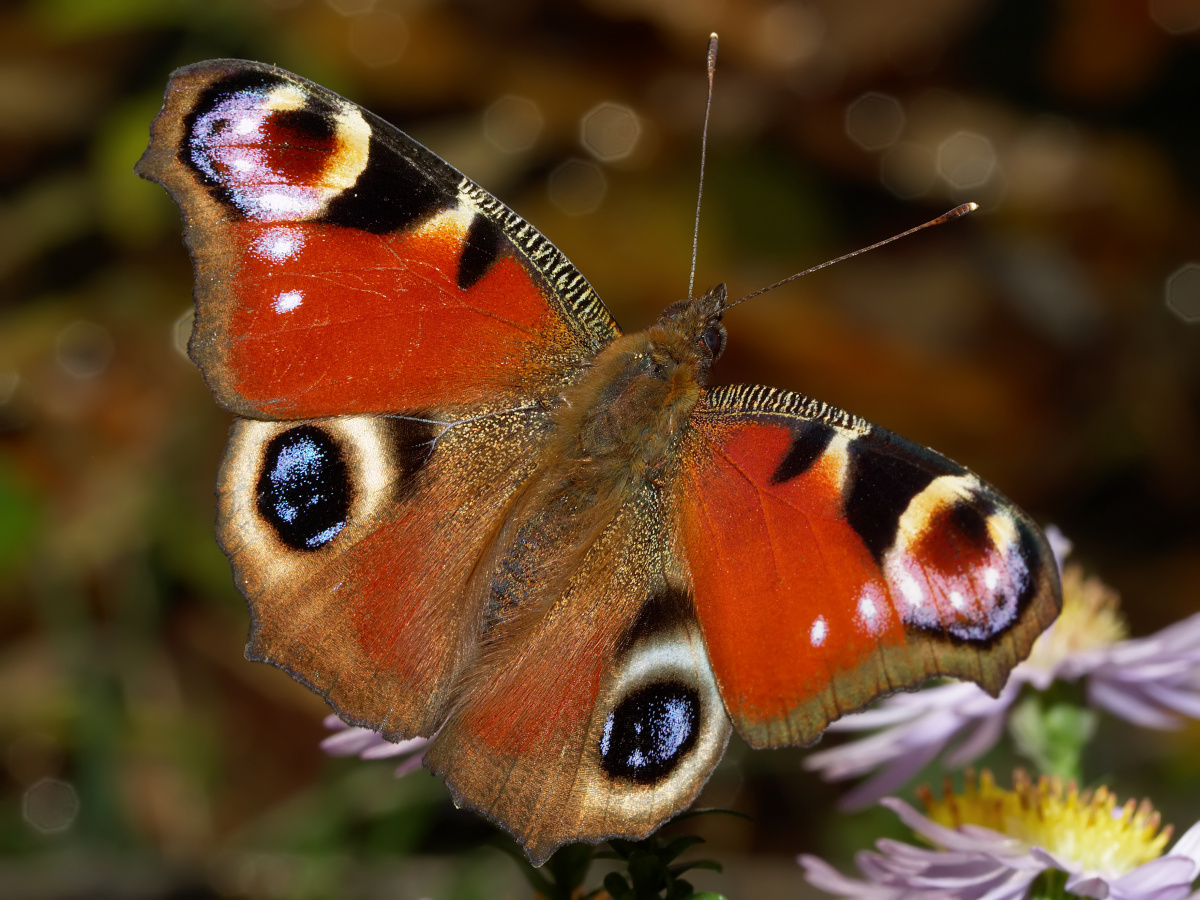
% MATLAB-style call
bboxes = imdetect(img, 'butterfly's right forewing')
[675,385,1061,749]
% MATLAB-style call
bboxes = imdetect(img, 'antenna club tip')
[964,201,979,212]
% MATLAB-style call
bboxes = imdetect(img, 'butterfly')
[136,59,1062,865]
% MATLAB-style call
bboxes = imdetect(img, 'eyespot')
[599,681,700,784]
[255,425,350,551]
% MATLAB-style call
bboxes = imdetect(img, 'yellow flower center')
[1024,563,1128,672]
[921,771,1172,877]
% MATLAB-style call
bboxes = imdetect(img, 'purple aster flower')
[319,714,430,777]
[800,770,1200,900]
[804,528,1200,808]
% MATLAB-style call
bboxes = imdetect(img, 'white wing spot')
[810,616,828,647]
[897,570,924,608]
[858,596,878,621]
[274,290,304,313]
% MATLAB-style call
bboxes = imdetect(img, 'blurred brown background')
[1,0,1198,897]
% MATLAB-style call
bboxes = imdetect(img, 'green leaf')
[669,859,722,876]
[1009,692,1097,782]
[661,834,707,863]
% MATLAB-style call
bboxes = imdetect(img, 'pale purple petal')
[1028,846,1079,874]
[1087,679,1186,729]
[391,751,428,778]
[1136,682,1200,719]
[801,812,1045,900]
[320,725,392,756]
[799,854,904,899]
[1083,614,1200,729]
[944,710,1009,767]
[806,681,1018,802]
[971,870,1041,900]
[804,790,1200,900]
[1106,855,1200,900]
[1168,820,1200,866]
[360,736,429,760]
[808,682,1020,807]
[1061,873,1110,899]
[835,733,951,809]
[881,799,1027,859]
[318,716,431,775]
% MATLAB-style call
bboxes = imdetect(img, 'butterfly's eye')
[699,322,726,360]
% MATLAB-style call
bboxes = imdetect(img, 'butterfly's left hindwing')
[676,385,1061,749]
[136,59,619,419]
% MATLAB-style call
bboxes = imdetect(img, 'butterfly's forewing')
[137,60,623,739]
[135,59,618,419]
[675,385,1061,749]
[424,487,731,866]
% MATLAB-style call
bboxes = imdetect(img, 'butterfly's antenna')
[688,32,719,301]
[725,202,978,309]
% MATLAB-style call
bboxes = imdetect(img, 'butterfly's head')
[656,283,728,373]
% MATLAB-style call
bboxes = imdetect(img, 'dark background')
[1,0,1198,897]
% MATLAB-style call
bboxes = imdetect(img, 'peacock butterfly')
[136,57,1061,864]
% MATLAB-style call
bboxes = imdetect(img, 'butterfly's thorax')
[559,330,701,484]
[551,284,727,489]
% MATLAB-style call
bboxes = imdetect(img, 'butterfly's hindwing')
[220,404,556,739]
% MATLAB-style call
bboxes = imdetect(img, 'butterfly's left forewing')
[675,385,1061,749]
[136,59,619,420]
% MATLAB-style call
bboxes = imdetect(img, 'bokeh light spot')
[756,2,825,67]
[1165,263,1200,322]
[580,103,640,162]
[937,131,997,190]
[22,778,79,834]
[483,96,544,154]
[347,10,407,68]
[1149,0,1200,34]
[173,307,195,360]
[548,159,607,216]
[55,320,114,379]
[845,92,905,152]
